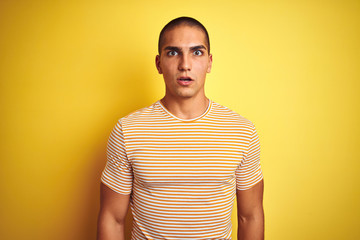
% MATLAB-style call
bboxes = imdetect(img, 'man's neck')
[160,95,209,120]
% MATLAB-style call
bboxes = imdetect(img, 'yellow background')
[1,0,359,239]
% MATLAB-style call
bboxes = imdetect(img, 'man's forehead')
[161,25,208,50]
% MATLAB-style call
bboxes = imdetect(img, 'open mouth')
[178,77,193,81]
[177,77,194,86]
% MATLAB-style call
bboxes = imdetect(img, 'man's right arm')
[97,183,130,240]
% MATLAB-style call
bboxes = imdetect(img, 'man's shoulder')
[119,101,161,124]
[210,101,255,128]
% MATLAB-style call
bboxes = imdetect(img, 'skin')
[97,24,264,240]
[237,180,264,240]
[97,183,130,240]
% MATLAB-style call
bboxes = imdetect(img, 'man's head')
[156,17,212,101]
[158,17,210,55]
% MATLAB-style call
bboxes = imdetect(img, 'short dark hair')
[158,17,210,55]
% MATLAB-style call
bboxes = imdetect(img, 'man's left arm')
[236,179,264,240]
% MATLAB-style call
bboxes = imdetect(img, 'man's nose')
[178,54,191,71]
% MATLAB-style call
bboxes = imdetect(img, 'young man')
[97,17,264,240]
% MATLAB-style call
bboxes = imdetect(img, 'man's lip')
[177,77,194,86]
[177,76,194,81]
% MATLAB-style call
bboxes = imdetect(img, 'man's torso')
[102,100,262,239]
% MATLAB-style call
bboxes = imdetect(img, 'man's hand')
[97,183,130,240]
[237,180,264,240]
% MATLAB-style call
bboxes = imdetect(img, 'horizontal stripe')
[101,100,262,239]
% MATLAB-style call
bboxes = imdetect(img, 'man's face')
[156,25,212,100]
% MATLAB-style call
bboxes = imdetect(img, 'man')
[97,17,264,240]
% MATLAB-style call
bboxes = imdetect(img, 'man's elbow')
[238,213,263,225]
[238,207,264,224]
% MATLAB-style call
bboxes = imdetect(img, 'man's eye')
[167,51,178,56]
[194,50,203,56]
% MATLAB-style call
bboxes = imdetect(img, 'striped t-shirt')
[101,100,263,240]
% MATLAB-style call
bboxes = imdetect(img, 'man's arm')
[97,183,130,240]
[237,179,264,240]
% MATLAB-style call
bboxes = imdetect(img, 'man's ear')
[207,54,213,73]
[155,55,162,74]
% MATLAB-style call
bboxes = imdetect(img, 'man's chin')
[165,87,204,100]
[175,91,197,99]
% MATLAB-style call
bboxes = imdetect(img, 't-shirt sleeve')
[236,123,263,190]
[101,120,133,194]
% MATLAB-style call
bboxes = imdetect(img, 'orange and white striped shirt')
[101,100,263,239]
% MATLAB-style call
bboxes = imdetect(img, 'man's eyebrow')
[163,45,207,52]
[189,45,207,51]
[164,46,182,52]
